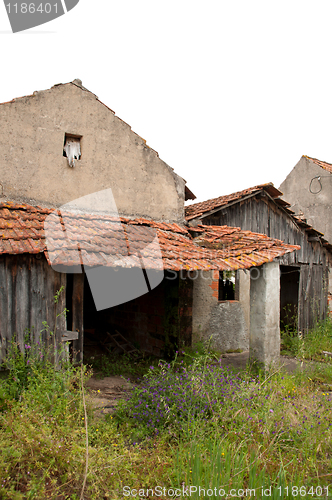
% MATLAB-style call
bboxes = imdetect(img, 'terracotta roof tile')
[0,202,299,271]
[304,155,332,174]
[185,183,283,221]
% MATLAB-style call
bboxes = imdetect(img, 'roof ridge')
[303,154,332,165]
[303,155,332,174]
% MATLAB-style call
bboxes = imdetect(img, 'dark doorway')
[280,265,300,332]
[82,270,182,358]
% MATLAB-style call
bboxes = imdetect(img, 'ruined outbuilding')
[0,201,298,365]
[0,79,189,222]
[186,183,332,351]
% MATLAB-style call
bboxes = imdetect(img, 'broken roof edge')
[302,155,332,174]
[185,185,196,201]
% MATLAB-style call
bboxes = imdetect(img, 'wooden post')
[72,273,84,363]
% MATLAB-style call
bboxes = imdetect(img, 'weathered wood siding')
[298,264,329,333]
[0,254,66,364]
[202,192,331,332]
[206,194,327,265]
[72,273,84,363]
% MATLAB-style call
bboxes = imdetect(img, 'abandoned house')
[185,183,332,349]
[0,80,300,367]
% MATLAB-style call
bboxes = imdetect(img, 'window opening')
[63,134,81,167]
[218,270,238,301]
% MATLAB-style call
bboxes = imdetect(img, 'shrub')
[117,354,242,435]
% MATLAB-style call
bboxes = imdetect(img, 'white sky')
[1,1,332,203]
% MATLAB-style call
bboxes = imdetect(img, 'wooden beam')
[61,330,79,342]
[72,273,84,363]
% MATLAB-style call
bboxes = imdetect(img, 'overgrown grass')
[281,319,332,361]
[2,333,332,498]
[117,350,332,492]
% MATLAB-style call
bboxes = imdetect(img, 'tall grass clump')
[0,338,173,499]
[281,318,332,361]
[0,330,60,407]
[0,332,92,498]
[173,439,307,500]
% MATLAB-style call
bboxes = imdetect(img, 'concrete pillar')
[192,270,216,343]
[250,261,280,367]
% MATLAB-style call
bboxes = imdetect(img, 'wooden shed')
[186,183,332,334]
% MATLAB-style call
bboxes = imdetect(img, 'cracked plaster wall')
[0,82,185,222]
[192,269,250,352]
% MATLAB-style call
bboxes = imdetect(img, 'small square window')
[218,270,239,301]
[63,134,81,167]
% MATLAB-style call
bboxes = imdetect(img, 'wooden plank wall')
[206,194,328,266]
[72,273,84,363]
[0,254,66,364]
[298,264,329,333]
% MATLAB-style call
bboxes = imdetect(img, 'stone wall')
[279,156,332,295]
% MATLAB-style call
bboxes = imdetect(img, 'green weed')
[85,352,154,379]
[281,318,332,361]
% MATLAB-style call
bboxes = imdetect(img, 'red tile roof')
[0,202,299,272]
[303,155,332,174]
[190,225,300,268]
[185,183,284,221]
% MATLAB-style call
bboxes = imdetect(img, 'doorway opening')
[280,265,300,333]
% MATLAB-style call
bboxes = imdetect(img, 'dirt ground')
[219,350,301,373]
[85,375,134,417]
